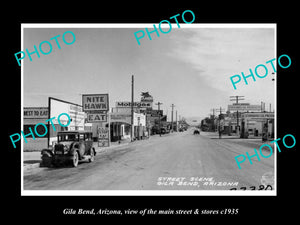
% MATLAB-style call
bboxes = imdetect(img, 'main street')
[23,129,274,190]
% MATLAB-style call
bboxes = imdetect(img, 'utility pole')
[230,96,245,136]
[210,108,216,131]
[175,110,178,132]
[179,114,181,130]
[215,107,225,139]
[131,75,134,142]
[170,104,175,132]
[155,102,163,136]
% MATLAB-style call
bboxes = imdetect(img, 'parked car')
[41,131,96,167]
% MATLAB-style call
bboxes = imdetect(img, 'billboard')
[24,107,48,119]
[82,94,109,123]
[82,94,109,112]
[49,97,85,129]
[228,104,261,112]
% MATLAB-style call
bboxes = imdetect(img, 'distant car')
[193,130,200,135]
[179,128,184,132]
[41,131,96,167]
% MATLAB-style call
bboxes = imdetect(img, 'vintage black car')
[41,131,96,167]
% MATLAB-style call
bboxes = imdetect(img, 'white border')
[21,23,277,196]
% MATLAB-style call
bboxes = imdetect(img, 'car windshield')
[58,133,78,142]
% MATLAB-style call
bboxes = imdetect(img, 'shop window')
[79,134,84,140]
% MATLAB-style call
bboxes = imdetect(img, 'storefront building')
[23,107,49,151]
[110,108,146,141]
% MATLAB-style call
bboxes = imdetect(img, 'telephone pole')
[230,96,245,136]
[155,102,163,136]
[170,104,175,132]
[175,110,178,132]
[210,108,216,131]
[131,75,134,142]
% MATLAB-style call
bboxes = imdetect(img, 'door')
[78,133,86,156]
[84,133,93,153]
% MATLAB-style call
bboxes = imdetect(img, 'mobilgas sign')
[116,101,152,108]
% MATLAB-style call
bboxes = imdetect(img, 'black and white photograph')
[5,4,298,221]
[21,24,276,195]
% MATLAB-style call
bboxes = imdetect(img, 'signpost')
[98,126,109,147]
[82,94,110,147]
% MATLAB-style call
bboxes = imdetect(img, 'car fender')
[41,149,53,157]
[69,147,79,156]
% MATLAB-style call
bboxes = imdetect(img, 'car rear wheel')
[72,151,79,167]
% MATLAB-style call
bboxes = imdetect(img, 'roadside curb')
[23,162,41,171]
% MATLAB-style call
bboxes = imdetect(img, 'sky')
[23,24,275,122]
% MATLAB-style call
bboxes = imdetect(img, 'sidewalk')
[23,138,133,171]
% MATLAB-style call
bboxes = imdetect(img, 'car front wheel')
[72,151,79,167]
